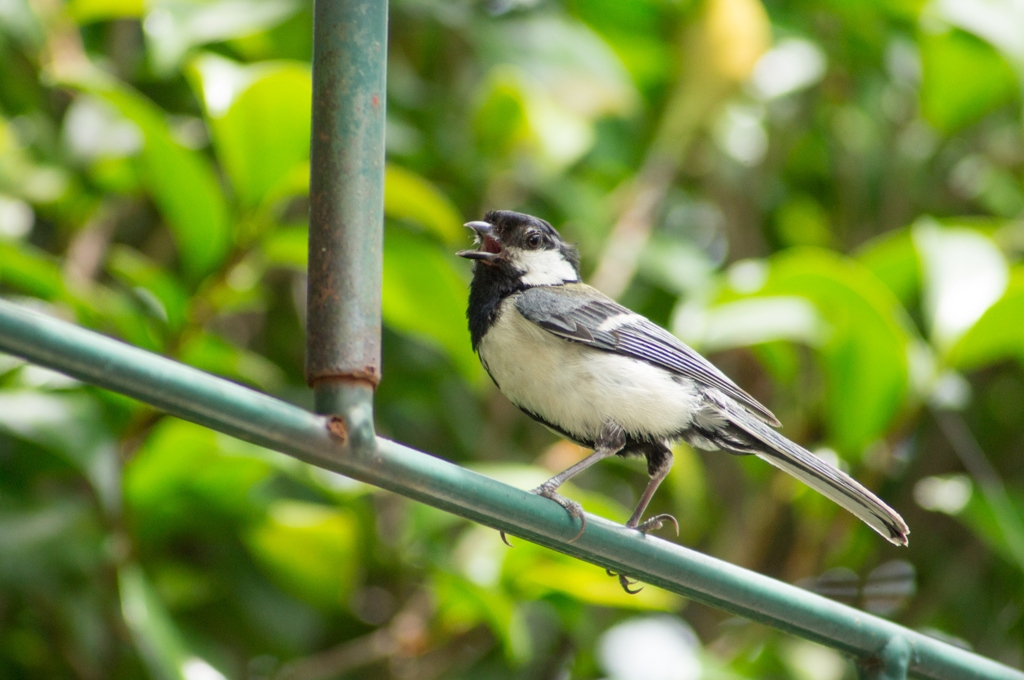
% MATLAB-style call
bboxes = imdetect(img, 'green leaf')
[755,250,913,453]
[260,224,308,269]
[0,0,44,48]
[774,195,833,248]
[68,74,232,281]
[189,54,312,208]
[176,331,287,392]
[0,499,101,588]
[0,246,165,351]
[932,0,1024,75]
[431,568,531,664]
[67,0,144,23]
[504,545,680,610]
[143,0,300,75]
[856,227,922,310]
[913,219,1008,352]
[382,226,481,381]
[244,500,359,608]
[125,420,274,541]
[0,390,120,512]
[473,72,531,159]
[692,296,826,353]
[947,268,1024,371]
[0,240,67,299]
[385,164,464,244]
[105,246,190,333]
[470,14,639,169]
[639,236,717,296]
[119,564,227,680]
[137,132,232,281]
[957,483,1024,575]
[476,15,638,119]
[920,29,1017,134]
[84,286,165,352]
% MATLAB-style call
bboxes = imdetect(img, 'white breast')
[477,297,702,444]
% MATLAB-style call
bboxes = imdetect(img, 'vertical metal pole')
[306,0,388,425]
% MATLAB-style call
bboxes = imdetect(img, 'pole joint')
[857,635,912,680]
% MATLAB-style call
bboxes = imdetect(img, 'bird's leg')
[610,447,679,594]
[501,422,625,545]
[624,448,679,535]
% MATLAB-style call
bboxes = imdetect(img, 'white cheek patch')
[513,248,579,286]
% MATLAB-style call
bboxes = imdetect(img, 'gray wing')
[515,284,781,427]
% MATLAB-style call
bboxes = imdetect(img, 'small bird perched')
[458,210,908,584]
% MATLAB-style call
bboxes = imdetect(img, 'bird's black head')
[457,210,580,287]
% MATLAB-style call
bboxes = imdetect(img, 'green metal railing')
[0,2,1021,679]
[2,299,1019,680]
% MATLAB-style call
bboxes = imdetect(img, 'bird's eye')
[526,233,543,249]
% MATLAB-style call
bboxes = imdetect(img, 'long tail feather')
[722,409,910,546]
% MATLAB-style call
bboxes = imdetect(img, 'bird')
[458,210,909,590]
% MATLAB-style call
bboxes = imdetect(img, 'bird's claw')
[631,513,679,536]
[606,568,643,594]
[619,574,643,594]
[531,483,587,542]
[499,484,587,545]
[603,513,680,594]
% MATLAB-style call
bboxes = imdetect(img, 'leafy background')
[1,0,1023,678]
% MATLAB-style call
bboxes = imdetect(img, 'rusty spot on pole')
[326,415,348,445]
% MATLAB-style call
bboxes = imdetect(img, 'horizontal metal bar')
[0,298,1020,680]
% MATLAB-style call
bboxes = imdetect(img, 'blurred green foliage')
[1,0,1023,678]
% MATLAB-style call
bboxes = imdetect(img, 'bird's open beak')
[457,221,502,263]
